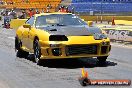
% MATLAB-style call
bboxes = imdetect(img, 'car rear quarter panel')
[16,26,24,40]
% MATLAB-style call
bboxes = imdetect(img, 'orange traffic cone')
[79,68,91,86]
[81,68,89,78]
[112,17,115,25]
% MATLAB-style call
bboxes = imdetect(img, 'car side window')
[26,16,35,26]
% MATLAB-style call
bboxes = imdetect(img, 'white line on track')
[8,37,15,40]
[111,43,132,49]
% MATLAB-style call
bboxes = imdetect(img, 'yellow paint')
[114,20,132,25]
[81,68,85,77]
[10,19,27,30]
[16,13,111,59]
[87,21,93,27]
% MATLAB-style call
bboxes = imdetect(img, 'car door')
[22,16,35,50]
[28,27,36,52]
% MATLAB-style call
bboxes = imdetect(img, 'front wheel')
[97,56,108,64]
[33,39,43,65]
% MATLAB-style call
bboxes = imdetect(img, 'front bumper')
[40,42,111,59]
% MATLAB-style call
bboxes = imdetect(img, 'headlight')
[94,33,107,40]
[102,42,110,45]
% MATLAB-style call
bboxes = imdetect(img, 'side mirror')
[87,21,93,27]
[23,24,31,29]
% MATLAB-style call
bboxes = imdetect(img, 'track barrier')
[102,27,132,43]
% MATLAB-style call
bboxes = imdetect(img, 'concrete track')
[0,28,132,88]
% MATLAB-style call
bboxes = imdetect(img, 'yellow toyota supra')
[15,12,111,65]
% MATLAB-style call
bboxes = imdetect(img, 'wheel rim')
[34,41,40,63]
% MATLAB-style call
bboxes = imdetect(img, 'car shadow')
[20,54,117,69]
[38,58,117,69]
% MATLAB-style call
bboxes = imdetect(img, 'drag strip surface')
[0,28,132,88]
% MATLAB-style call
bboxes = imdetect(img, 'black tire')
[33,39,42,65]
[15,36,20,50]
[15,36,29,58]
[97,56,108,64]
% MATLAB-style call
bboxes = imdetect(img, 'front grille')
[101,46,108,54]
[66,45,97,55]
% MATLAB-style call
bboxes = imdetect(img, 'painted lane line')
[8,37,15,40]
[111,43,132,49]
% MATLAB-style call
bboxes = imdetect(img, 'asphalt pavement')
[0,26,132,88]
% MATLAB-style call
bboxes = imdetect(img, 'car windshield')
[88,27,102,34]
[35,14,87,27]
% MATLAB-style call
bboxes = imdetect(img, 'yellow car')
[15,12,111,65]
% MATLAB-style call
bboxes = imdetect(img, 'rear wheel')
[15,36,29,58]
[97,56,108,64]
[33,39,43,65]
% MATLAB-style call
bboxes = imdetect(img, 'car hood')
[38,26,91,36]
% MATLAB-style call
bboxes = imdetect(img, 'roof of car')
[35,12,73,17]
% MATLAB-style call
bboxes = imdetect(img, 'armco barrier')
[10,19,27,30]
[102,27,132,42]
